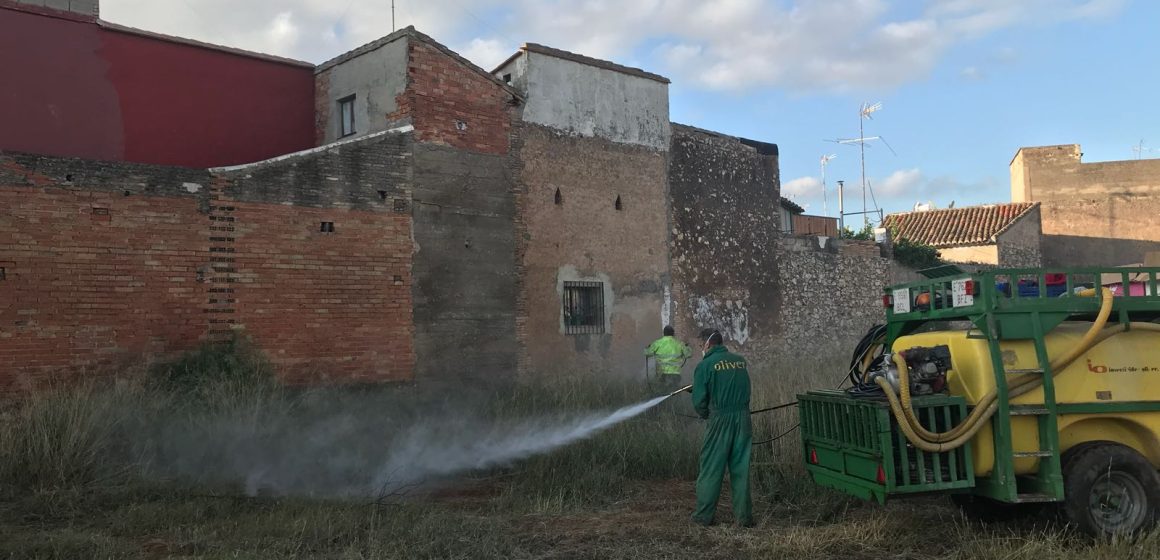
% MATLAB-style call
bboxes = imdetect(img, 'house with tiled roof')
[882,202,1042,267]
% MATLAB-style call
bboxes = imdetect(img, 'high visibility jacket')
[645,336,692,376]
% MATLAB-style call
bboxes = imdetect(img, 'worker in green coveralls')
[690,328,753,527]
[644,326,693,387]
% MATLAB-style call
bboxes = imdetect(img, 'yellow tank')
[894,323,1160,477]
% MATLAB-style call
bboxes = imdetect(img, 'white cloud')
[878,168,924,197]
[458,37,515,71]
[99,0,1125,92]
[782,167,1005,217]
[783,176,822,199]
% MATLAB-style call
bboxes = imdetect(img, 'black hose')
[753,423,799,445]
[844,323,889,398]
[750,402,797,415]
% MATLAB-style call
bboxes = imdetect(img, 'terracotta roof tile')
[882,202,1038,248]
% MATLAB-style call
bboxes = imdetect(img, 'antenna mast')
[392,0,396,31]
[820,154,837,216]
[858,102,882,226]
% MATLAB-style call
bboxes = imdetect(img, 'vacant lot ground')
[3,342,1160,559]
[5,476,1160,559]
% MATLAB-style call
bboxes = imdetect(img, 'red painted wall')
[0,4,315,168]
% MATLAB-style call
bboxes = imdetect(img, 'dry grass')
[3,343,1160,558]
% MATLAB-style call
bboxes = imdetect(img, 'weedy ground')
[2,342,1160,559]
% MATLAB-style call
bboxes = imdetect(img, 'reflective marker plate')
[893,288,911,314]
[952,279,974,307]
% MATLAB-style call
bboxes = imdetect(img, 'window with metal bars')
[563,281,605,334]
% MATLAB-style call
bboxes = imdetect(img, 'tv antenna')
[820,154,837,216]
[825,101,895,226]
[1132,139,1153,160]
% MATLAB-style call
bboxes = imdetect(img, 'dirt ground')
[5,477,1160,559]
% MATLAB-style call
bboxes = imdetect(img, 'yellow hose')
[885,288,1118,450]
[876,376,998,452]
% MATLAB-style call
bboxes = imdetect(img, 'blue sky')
[103,0,1157,221]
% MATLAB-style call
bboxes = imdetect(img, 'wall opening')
[554,188,562,205]
[320,221,335,233]
[615,195,622,211]
[338,95,356,138]
[563,281,605,335]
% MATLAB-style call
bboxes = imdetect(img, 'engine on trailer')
[875,345,953,396]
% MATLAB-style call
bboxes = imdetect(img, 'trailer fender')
[1060,416,1160,469]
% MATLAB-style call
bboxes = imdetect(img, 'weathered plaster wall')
[1011,144,1160,266]
[514,52,671,151]
[940,244,999,265]
[513,123,669,378]
[668,125,781,362]
[314,36,409,144]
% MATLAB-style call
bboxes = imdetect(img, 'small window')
[502,73,512,83]
[563,281,605,335]
[320,221,335,233]
[338,95,356,138]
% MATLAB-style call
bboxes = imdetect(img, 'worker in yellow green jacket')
[644,326,693,387]
[691,328,753,527]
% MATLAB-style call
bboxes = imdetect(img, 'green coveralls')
[645,336,692,386]
[691,345,753,526]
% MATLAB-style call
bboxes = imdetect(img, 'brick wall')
[411,143,519,385]
[400,40,515,156]
[217,132,416,384]
[668,125,781,361]
[513,123,669,378]
[0,131,417,390]
[1,154,214,390]
[313,70,331,146]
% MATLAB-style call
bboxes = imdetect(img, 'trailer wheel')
[1063,443,1160,536]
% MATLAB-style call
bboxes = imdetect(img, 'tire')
[1062,443,1160,537]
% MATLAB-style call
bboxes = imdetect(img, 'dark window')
[338,95,356,137]
[502,73,512,83]
[0,267,5,281]
[320,221,335,233]
[615,195,622,211]
[563,281,605,334]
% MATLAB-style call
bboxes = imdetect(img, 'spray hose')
[876,288,1159,453]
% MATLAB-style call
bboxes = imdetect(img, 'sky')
[102,0,1160,221]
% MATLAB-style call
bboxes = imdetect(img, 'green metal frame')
[800,266,1160,504]
[800,390,975,503]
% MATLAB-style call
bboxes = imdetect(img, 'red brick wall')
[400,40,513,155]
[0,159,212,391]
[0,131,416,391]
[227,202,414,384]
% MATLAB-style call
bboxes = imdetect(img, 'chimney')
[12,0,99,17]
